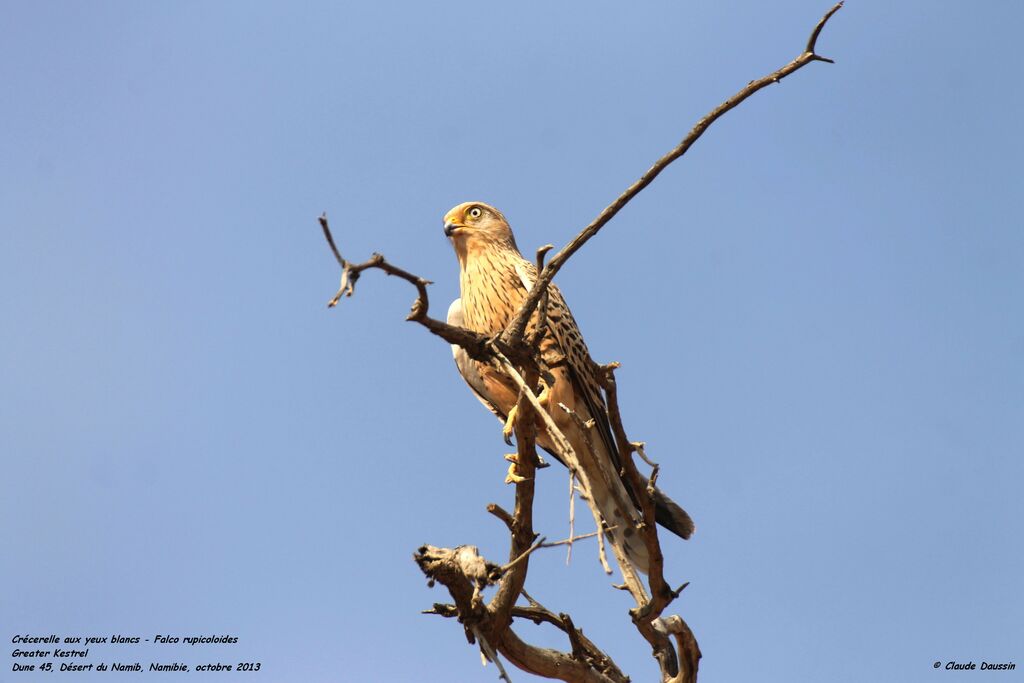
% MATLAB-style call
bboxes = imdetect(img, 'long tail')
[606,480,694,574]
[651,485,695,540]
[537,431,694,574]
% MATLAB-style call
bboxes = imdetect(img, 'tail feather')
[601,484,694,574]
[652,487,695,540]
[595,490,651,574]
[607,486,693,574]
[539,444,695,573]
[534,384,693,574]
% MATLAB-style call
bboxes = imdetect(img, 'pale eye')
[469,207,482,219]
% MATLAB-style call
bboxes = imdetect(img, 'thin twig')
[472,625,513,683]
[632,441,658,468]
[593,515,612,575]
[806,1,844,56]
[543,529,601,548]
[319,214,503,363]
[567,471,576,564]
[528,244,555,351]
[501,536,547,574]
[318,213,345,267]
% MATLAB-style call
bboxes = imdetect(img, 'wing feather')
[510,264,694,540]
[447,298,505,420]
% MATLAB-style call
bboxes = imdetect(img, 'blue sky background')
[2,1,1021,681]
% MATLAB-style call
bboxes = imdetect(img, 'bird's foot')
[502,405,518,445]
[503,454,531,484]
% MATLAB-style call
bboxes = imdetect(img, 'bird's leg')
[503,380,554,477]
[529,381,555,469]
[535,382,552,411]
[502,379,550,445]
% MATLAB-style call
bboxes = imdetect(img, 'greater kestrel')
[444,201,693,573]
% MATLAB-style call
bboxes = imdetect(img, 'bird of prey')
[443,201,693,573]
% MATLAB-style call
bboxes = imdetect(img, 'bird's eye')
[468,207,482,219]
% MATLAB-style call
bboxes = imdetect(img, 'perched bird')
[443,201,693,573]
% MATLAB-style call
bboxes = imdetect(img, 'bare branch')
[501,2,844,348]
[499,628,625,683]
[806,1,844,57]
[488,376,541,631]
[566,472,576,564]
[318,213,507,364]
[416,542,627,683]
[653,615,702,683]
[528,244,555,351]
[318,212,346,268]
[601,362,684,678]
[488,503,517,532]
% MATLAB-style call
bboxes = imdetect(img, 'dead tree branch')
[323,4,842,681]
[600,363,695,680]
[319,214,507,365]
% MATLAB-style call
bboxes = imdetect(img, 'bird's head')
[443,202,518,263]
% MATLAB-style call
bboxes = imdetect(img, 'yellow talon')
[505,463,529,484]
[502,404,518,445]
[503,454,529,484]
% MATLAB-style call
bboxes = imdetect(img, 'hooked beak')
[443,221,459,238]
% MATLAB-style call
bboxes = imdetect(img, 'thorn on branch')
[535,244,555,270]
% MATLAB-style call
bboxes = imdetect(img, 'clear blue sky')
[2,2,1021,681]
